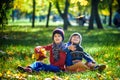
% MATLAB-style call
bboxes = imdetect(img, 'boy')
[64,32,106,72]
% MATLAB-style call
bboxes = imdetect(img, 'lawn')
[0,25,120,80]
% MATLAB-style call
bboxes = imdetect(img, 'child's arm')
[34,44,52,53]
[63,43,76,52]
[83,52,96,63]
[42,44,52,51]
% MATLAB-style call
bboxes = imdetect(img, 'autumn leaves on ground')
[0,26,120,80]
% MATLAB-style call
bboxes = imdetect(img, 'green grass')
[0,25,120,80]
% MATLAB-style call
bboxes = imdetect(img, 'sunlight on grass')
[0,25,120,80]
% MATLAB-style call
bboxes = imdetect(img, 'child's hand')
[87,62,93,67]
[68,44,76,51]
[35,46,41,53]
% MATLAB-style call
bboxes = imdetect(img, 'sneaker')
[98,65,106,72]
[17,66,32,73]
[94,65,106,72]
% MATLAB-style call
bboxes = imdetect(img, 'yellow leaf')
[71,0,77,3]
[64,76,69,80]
[101,9,110,16]
[80,0,88,6]
[0,73,2,77]
[104,54,109,58]
[7,70,11,75]
[106,71,112,75]
[32,54,35,59]
[22,73,27,78]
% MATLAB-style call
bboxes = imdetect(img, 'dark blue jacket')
[64,42,96,66]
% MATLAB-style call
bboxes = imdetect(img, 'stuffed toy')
[34,46,47,61]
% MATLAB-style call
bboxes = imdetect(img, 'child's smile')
[54,33,62,44]
[71,35,80,44]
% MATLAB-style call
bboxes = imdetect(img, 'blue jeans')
[30,61,60,72]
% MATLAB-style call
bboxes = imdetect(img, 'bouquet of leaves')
[34,46,47,61]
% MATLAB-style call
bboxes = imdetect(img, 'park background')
[0,0,120,80]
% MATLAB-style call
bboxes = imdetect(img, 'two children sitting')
[17,28,106,73]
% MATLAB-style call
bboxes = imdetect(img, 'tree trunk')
[108,0,113,27]
[12,10,14,22]
[32,0,35,28]
[46,2,52,28]
[88,0,103,29]
[55,0,70,30]
[95,0,103,29]
[117,0,120,8]
[63,0,69,30]
[63,14,68,30]
[88,0,95,29]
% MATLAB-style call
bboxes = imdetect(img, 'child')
[17,28,66,73]
[64,32,106,72]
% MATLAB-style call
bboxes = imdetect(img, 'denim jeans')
[30,61,60,72]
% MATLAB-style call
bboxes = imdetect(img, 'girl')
[17,28,66,73]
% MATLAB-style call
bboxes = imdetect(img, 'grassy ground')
[0,25,120,80]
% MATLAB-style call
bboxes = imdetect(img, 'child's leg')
[85,62,106,72]
[17,66,32,73]
[43,64,60,72]
[18,61,60,73]
[30,61,60,72]
[30,61,45,72]
[85,62,96,70]
[17,61,43,73]
[66,62,89,72]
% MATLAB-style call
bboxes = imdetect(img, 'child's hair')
[69,32,82,44]
[52,28,64,41]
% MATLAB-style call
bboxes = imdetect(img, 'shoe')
[17,66,32,73]
[94,65,106,72]
[98,65,106,72]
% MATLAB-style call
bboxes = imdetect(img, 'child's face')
[54,33,62,44]
[71,35,80,44]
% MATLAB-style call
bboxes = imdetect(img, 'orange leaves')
[34,47,47,61]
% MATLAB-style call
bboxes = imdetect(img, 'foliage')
[13,0,48,15]
[0,25,120,79]
[0,0,13,27]
[99,0,119,16]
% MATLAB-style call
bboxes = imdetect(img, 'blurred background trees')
[0,0,120,30]
[0,0,13,28]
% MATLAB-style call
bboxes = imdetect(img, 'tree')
[108,0,113,26]
[46,2,52,28]
[55,0,70,30]
[117,0,120,8]
[32,0,36,28]
[0,0,13,33]
[13,0,48,27]
[88,0,103,29]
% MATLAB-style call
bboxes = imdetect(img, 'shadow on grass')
[83,32,120,46]
[0,30,52,47]
[0,26,120,50]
